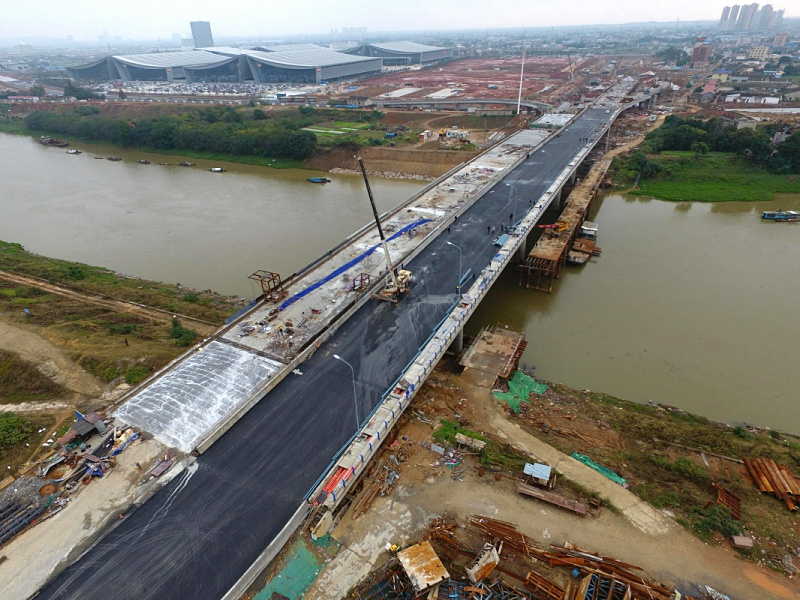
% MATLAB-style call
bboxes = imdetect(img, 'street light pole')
[333,354,359,429]
[505,182,520,223]
[445,241,462,298]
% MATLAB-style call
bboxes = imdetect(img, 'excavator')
[356,157,412,304]
[537,221,569,233]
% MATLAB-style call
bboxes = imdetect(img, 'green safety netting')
[571,452,627,486]
[493,370,548,414]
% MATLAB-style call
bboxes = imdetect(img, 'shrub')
[125,365,150,385]
[690,504,742,537]
[105,323,138,335]
[0,412,32,451]
[169,317,198,347]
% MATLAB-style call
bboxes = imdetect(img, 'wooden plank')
[525,570,565,600]
[517,482,587,516]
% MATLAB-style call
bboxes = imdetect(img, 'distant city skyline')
[0,0,741,42]
[719,3,786,30]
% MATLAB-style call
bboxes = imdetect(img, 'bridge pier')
[516,231,529,261]
[450,327,464,354]
[550,187,566,212]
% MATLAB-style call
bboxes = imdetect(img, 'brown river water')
[3,132,799,431]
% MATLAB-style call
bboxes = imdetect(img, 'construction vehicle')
[537,222,568,233]
[356,157,412,304]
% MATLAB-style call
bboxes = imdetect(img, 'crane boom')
[356,156,399,291]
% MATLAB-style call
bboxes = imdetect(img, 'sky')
[0,0,736,41]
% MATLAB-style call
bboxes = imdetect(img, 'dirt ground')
[0,320,102,399]
[305,367,799,600]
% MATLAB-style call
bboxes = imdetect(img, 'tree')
[775,131,800,172]
[28,84,46,98]
[690,141,709,158]
[64,81,101,100]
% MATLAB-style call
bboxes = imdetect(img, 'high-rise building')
[720,5,745,30]
[189,21,214,48]
[728,4,786,31]
[736,3,759,30]
[756,4,774,30]
[720,6,731,28]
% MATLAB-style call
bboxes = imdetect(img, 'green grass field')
[631,152,800,202]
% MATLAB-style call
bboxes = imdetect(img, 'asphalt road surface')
[34,108,612,600]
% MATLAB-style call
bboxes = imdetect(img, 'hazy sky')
[0,1,742,41]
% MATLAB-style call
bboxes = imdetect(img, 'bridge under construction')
[36,80,664,600]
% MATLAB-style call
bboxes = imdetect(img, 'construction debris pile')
[346,514,723,600]
[351,447,410,519]
[0,412,153,549]
[744,457,800,512]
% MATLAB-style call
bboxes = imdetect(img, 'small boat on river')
[209,167,226,173]
[39,136,68,147]
[762,210,800,220]
[308,177,331,183]
[66,149,81,155]
[138,159,151,165]
[106,156,122,161]
[177,161,195,167]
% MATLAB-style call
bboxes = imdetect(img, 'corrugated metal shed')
[396,541,449,591]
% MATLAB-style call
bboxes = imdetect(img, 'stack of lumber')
[543,546,673,600]
[467,516,674,600]
[744,457,800,511]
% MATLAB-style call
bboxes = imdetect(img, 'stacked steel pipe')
[744,458,800,511]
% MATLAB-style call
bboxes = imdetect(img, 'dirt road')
[0,320,102,397]
[0,270,217,332]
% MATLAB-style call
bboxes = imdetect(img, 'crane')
[356,157,412,303]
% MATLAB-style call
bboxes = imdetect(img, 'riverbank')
[0,240,243,325]
[617,151,800,202]
[0,109,487,179]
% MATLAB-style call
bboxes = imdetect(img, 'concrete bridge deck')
[35,81,663,600]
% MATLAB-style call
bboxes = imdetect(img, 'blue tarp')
[225,298,260,324]
[279,219,431,310]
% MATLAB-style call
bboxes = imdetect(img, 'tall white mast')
[516,45,526,115]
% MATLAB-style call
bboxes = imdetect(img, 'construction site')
[3,43,798,600]
[244,317,800,600]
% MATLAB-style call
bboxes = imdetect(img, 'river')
[3,132,799,431]
[470,193,800,432]
[0,133,423,298]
